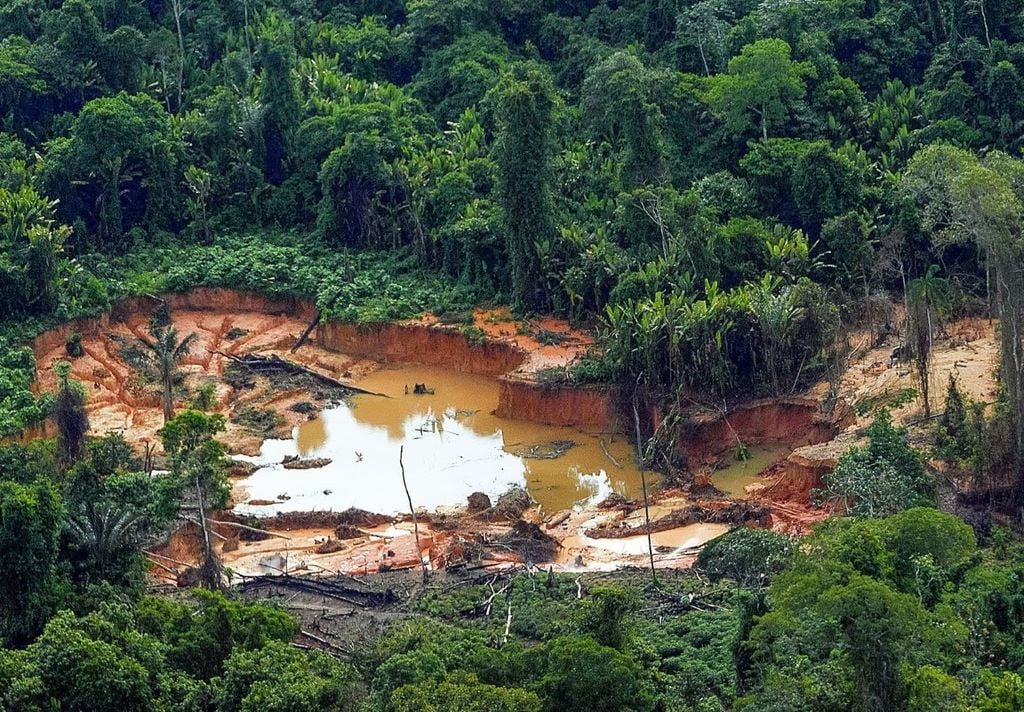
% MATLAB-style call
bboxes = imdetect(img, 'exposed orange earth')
[31,292,596,456]
[27,289,1001,581]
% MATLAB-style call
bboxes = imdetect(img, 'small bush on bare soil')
[231,406,281,436]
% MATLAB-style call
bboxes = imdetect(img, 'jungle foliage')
[3,432,1023,712]
[4,1,1024,709]
[1,0,1022,421]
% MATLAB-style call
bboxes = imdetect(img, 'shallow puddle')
[235,365,653,516]
[561,522,731,561]
[710,446,790,497]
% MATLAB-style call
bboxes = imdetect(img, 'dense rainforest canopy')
[5,0,1024,710]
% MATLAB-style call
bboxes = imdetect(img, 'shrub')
[696,528,795,589]
[814,411,933,516]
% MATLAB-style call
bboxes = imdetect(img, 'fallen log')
[599,438,623,469]
[216,351,387,397]
[207,518,292,540]
[146,559,181,577]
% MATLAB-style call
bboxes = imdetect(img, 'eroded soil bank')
[746,317,999,530]
[31,288,984,581]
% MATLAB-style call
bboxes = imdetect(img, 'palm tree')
[66,501,143,578]
[140,324,197,422]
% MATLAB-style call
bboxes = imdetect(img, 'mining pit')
[27,289,997,583]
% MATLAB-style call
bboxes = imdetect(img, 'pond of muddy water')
[235,365,652,516]
[710,446,790,497]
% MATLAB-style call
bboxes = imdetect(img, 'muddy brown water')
[711,446,791,498]
[235,365,654,516]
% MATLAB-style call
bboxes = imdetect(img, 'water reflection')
[235,365,654,516]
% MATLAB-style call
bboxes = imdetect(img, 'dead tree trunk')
[632,382,658,586]
[195,474,221,589]
[400,446,429,583]
[291,311,320,353]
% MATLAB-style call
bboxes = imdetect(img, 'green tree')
[391,671,541,712]
[676,0,733,76]
[43,92,179,248]
[814,411,932,516]
[0,183,69,316]
[705,39,811,141]
[791,143,865,235]
[0,478,64,645]
[696,528,795,591]
[317,134,397,248]
[257,15,301,186]
[494,62,556,311]
[524,636,655,712]
[577,586,638,651]
[137,591,298,681]
[23,609,153,711]
[218,640,360,712]
[159,411,228,589]
[582,51,669,188]
[904,147,1024,492]
[744,511,972,710]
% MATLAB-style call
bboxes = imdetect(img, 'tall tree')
[256,16,300,186]
[582,51,669,189]
[43,92,179,249]
[705,39,811,141]
[905,146,1024,498]
[0,478,64,645]
[169,0,191,111]
[0,183,68,316]
[907,265,949,418]
[493,62,556,311]
[159,410,229,589]
[676,0,733,76]
[53,361,88,468]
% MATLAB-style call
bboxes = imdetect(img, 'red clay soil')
[757,453,838,505]
[31,289,617,451]
[32,291,332,452]
[316,321,526,376]
[494,380,620,431]
[676,397,855,468]
[318,306,597,378]
[27,287,874,573]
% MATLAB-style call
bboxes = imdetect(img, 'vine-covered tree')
[53,361,88,468]
[494,62,556,312]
